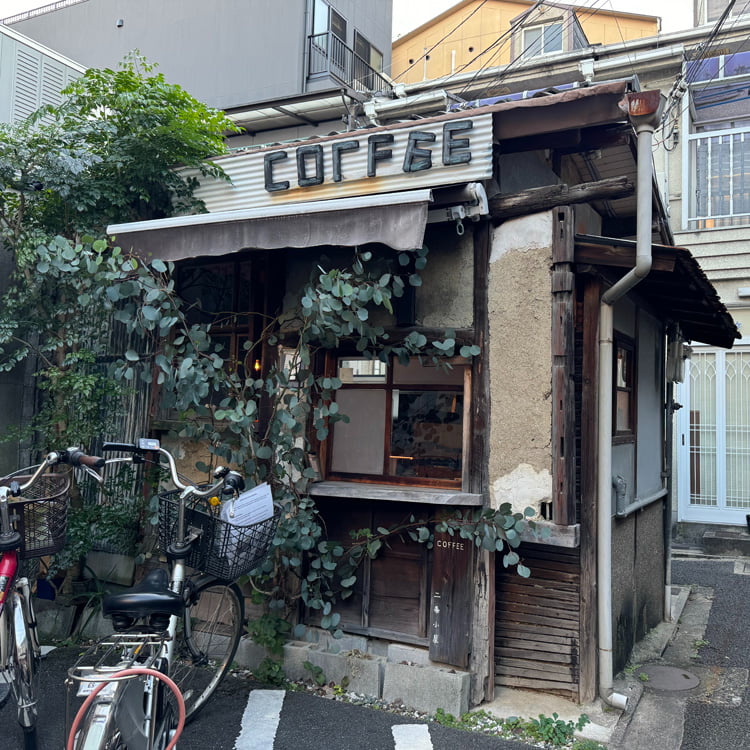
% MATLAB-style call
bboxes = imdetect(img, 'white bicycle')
[65,438,280,749]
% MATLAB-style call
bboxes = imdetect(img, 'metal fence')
[308,32,391,95]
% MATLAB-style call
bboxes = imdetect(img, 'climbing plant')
[0,55,541,637]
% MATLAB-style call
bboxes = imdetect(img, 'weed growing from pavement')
[432,708,593,747]
[241,667,599,748]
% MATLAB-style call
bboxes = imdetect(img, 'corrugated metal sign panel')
[190,113,494,213]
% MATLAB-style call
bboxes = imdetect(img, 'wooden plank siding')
[495,544,581,699]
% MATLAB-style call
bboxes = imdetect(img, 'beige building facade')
[391,0,659,85]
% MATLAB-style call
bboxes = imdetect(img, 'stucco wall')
[418,224,474,329]
[487,211,553,514]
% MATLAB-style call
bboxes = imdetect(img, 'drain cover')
[638,665,700,691]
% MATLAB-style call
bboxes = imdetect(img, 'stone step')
[702,528,750,556]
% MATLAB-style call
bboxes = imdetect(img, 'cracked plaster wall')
[487,212,553,513]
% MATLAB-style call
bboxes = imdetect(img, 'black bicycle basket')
[1,466,72,558]
[158,490,280,580]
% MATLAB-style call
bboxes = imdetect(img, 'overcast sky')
[3,0,694,35]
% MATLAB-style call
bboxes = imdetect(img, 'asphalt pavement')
[3,554,749,749]
[610,556,750,750]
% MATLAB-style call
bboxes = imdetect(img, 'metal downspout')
[596,92,665,710]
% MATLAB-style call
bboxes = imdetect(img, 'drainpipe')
[597,91,665,710]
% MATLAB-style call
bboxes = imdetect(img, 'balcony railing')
[308,32,391,95]
[2,0,90,25]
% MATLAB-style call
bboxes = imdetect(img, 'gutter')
[596,90,665,711]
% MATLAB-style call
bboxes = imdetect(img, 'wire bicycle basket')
[1,465,72,558]
[158,491,280,581]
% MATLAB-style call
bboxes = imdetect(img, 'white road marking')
[392,723,433,749]
[235,689,285,749]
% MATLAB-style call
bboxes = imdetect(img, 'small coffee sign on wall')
[190,113,493,213]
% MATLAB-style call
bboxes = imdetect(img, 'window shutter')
[12,46,40,122]
[41,60,66,108]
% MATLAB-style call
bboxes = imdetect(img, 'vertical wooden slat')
[469,220,493,703]
[578,276,601,703]
[551,208,576,525]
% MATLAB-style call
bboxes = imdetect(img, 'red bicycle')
[0,448,101,749]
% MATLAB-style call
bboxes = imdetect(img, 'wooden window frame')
[321,354,471,489]
[613,333,637,444]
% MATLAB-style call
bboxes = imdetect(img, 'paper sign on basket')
[220,482,274,527]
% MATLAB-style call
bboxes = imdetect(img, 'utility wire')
[391,0,491,82]
[454,0,612,103]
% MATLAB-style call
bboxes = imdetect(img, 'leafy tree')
[0,52,234,263]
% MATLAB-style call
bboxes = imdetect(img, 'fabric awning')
[106,189,433,262]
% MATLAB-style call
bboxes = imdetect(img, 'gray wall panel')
[11,0,393,110]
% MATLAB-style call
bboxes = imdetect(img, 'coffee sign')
[190,113,493,213]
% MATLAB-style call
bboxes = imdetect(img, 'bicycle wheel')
[170,579,244,720]
[9,590,40,745]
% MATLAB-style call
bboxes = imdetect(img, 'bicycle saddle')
[102,568,183,629]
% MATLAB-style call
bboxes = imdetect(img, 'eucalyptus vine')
[0,56,540,660]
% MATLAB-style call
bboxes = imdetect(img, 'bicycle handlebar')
[100,439,237,499]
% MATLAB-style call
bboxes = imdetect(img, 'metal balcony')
[308,32,391,95]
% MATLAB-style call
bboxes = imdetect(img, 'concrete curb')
[608,584,692,747]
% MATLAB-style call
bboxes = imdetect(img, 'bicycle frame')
[0,487,42,733]
[68,447,227,750]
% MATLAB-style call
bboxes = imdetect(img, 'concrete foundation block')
[387,643,432,667]
[84,550,136,587]
[75,605,114,640]
[234,635,267,671]
[35,601,76,642]
[382,661,470,717]
[303,648,383,696]
[312,630,369,654]
[282,641,315,681]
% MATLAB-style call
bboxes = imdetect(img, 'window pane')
[331,389,386,474]
[338,358,386,383]
[330,9,346,41]
[390,390,463,480]
[616,390,632,432]
[523,27,542,57]
[543,23,563,52]
[178,263,236,325]
[616,347,631,388]
[312,0,328,36]
[393,359,463,385]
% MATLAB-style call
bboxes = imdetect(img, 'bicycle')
[65,437,280,749]
[0,448,101,750]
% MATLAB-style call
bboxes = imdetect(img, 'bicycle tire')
[170,579,244,721]
[23,726,37,750]
[9,590,40,740]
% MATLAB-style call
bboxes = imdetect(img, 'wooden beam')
[575,243,676,272]
[551,208,577,527]
[490,177,635,222]
[469,221,494,706]
[578,277,601,704]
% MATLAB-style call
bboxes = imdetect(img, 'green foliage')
[571,740,606,750]
[303,661,327,687]
[0,56,539,646]
[432,708,590,747]
[526,713,590,746]
[247,614,291,657]
[0,52,235,255]
[50,463,156,573]
[253,657,286,687]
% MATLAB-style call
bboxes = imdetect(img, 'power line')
[391,0,491,82]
